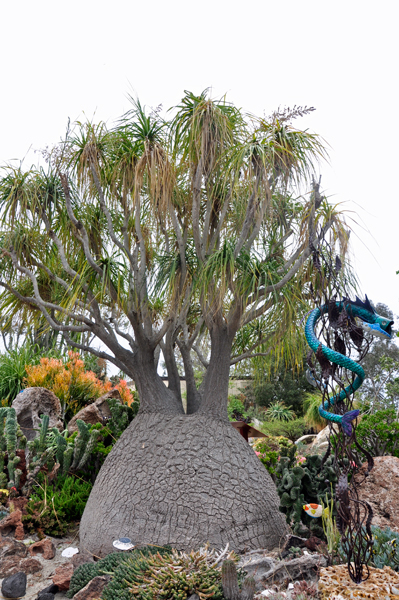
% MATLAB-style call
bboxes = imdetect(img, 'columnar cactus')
[221,559,255,600]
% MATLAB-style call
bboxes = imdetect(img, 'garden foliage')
[276,445,337,537]
[260,418,307,442]
[252,435,292,478]
[354,409,399,458]
[339,525,399,572]
[23,474,92,536]
[24,351,135,419]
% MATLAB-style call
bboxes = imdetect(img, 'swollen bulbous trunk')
[79,411,288,557]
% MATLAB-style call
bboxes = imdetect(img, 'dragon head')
[350,295,394,339]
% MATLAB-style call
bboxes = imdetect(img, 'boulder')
[0,509,24,539]
[73,575,110,600]
[12,387,63,441]
[67,389,122,433]
[310,426,330,450]
[356,455,399,533]
[28,538,56,560]
[1,571,27,598]
[52,562,74,591]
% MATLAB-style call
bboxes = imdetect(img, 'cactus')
[62,445,74,475]
[0,407,7,487]
[70,420,90,470]
[3,408,23,489]
[276,446,338,538]
[76,428,100,470]
[221,559,255,600]
[27,414,50,467]
[67,546,172,598]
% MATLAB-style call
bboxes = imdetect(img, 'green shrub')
[67,546,173,599]
[227,396,248,422]
[261,418,307,442]
[253,435,292,477]
[23,474,92,536]
[354,409,399,458]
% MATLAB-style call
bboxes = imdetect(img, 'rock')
[52,562,74,591]
[29,538,56,559]
[0,509,24,539]
[20,557,42,574]
[73,575,110,600]
[0,556,21,578]
[319,564,399,600]
[0,556,42,578]
[36,583,59,598]
[239,552,326,590]
[71,551,95,569]
[310,426,330,450]
[67,389,122,433]
[356,455,399,533]
[0,537,28,558]
[12,387,63,441]
[1,571,27,598]
[9,496,28,514]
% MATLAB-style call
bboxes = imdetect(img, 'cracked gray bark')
[80,411,288,556]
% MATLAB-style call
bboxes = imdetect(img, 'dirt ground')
[1,533,79,600]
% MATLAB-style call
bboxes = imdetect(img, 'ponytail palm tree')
[0,92,350,555]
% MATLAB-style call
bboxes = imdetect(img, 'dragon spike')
[351,295,375,314]
[341,410,360,436]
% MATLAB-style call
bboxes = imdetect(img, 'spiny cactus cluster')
[126,550,224,600]
[106,396,136,439]
[276,446,337,537]
[68,546,172,599]
[68,545,247,600]
[0,407,26,489]
[339,525,399,572]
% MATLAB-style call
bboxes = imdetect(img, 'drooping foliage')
[0,91,350,418]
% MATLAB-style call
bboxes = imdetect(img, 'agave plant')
[264,401,296,421]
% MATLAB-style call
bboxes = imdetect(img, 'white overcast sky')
[1,0,398,320]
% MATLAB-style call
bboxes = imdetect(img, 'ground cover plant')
[23,473,92,536]
[67,545,243,600]
[339,525,399,572]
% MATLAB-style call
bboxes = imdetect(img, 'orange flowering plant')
[24,351,135,419]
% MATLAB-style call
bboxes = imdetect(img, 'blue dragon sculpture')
[305,296,393,435]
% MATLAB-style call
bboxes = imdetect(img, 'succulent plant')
[276,445,337,538]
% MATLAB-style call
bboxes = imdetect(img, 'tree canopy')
[0,91,348,417]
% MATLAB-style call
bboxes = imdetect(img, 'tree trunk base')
[79,412,288,557]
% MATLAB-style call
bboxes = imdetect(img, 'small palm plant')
[264,401,295,421]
